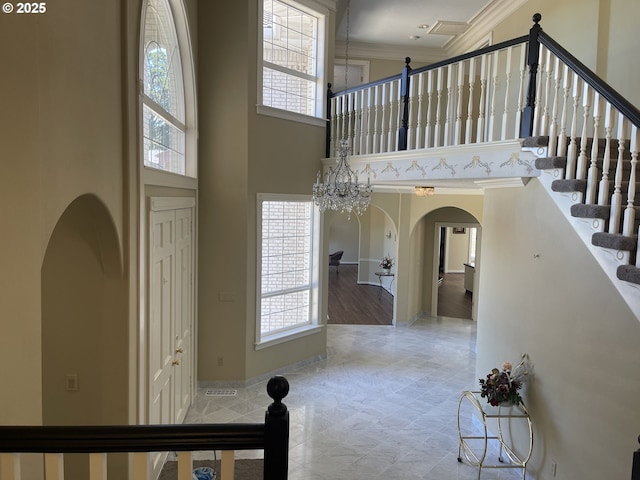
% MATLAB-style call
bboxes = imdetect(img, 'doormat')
[159,459,263,480]
[205,389,237,397]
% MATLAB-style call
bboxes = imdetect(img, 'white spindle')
[532,43,545,136]
[330,96,338,155]
[557,64,571,161]
[407,76,417,149]
[565,73,581,180]
[89,453,107,480]
[598,103,615,205]
[455,61,465,145]
[443,64,455,146]
[425,70,434,148]
[372,85,381,154]
[387,81,397,152]
[379,83,388,153]
[487,51,499,141]
[501,46,513,141]
[585,92,602,204]
[466,57,476,143]
[577,84,592,180]
[548,57,562,156]
[415,72,425,149]
[476,54,488,143]
[365,87,373,154]
[44,453,64,480]
[1,453,21,480]
[623,125,639,236]
[539,48,553,137]
[395,79,403,150]
[434,67,444,147]
[514,45,527,139]
[609,114,627,234]
[354,89,363,155]
[221,450,235,480]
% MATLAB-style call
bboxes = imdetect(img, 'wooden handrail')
[0,376,290,479]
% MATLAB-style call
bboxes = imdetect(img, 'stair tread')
[592,232,637,251]
[571,203,640,220]
[617,264,640,285]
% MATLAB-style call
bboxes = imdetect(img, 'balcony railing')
[0,376,290,480]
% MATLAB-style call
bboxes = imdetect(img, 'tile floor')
[185,316,526,479]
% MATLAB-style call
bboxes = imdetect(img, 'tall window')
[257,195,320,346]
[142,0,187,175]
[259,0,327,121]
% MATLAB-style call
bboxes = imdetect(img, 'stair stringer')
[534,152,640,320]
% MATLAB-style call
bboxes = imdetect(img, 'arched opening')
[41,194,127,478]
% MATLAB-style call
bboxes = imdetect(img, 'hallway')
[186,317,521,479]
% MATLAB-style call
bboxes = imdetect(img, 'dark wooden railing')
[633,436,640,480]
[0,375,290,480]
[326,13,640,156]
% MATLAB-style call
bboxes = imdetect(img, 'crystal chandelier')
[312,0,372,218]
[313,139,372,217]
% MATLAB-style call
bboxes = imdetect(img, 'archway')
[41,194,127,477]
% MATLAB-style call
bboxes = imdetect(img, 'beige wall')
[0,0,129,432]
[478,180,640,479]
[197,0,333,382]
[492,0,640,106]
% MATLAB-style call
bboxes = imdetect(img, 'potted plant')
[380,256,393,273]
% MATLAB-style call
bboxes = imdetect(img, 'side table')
[457,390,533,480]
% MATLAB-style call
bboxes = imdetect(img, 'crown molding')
[334,40,446,65]
[445,0,529,56]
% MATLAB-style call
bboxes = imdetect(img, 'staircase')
[326,13,640,318]
[525,132,640,316]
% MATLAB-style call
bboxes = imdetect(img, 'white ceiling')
[334,0,528,62]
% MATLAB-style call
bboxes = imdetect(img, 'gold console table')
[457,390,533,479]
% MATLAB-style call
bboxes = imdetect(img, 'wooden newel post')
[264,375,290,480]
[398,57,412,150]
[326,83,333,158]
[632,435,640,480]
[520,13,542,138]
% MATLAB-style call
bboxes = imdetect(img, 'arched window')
[141,0,195,177]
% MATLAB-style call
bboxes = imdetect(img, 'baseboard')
[197,353,327,389]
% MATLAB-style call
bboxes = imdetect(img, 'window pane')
[260,200,313,336]
[143,104,186,175]
[262,0,320,116]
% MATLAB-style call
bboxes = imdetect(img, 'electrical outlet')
[551,461,557,477]
[65,374,79,391]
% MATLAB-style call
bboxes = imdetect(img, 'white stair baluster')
[381,83,391,153]
[609,114,627,234]
[372,85,380,154]
[407,75,417,149]
[455,61,465,145]
[577,83,592,180]
[623,125,638,236]
[514,45,527,139]
[387,81,397,152]
[434,67,444,147]
[443,64,455,146]
[538,48,553,138]
[585,92,602,204]
[415,72,425,149]
[487,51,499,141]
[598,103,615,206]
[476,54,488,143]
[565,73,582,180]
[425,70,434,148]
[548,56,562,156]
[466,57,476,144]
[557,64,571,162]
[500,45,513,140]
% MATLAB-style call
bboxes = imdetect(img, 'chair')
[329,251,344,273]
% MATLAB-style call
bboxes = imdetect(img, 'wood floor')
[328,264,393,325]
[437,272,473,319]
[328,265,472,324]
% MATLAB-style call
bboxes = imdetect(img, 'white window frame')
[140,0,198,179]
[256,193,322,349]
[257,0,329,127]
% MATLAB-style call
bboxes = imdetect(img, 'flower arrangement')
[380,256,394,269]
[479,358,529,406]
